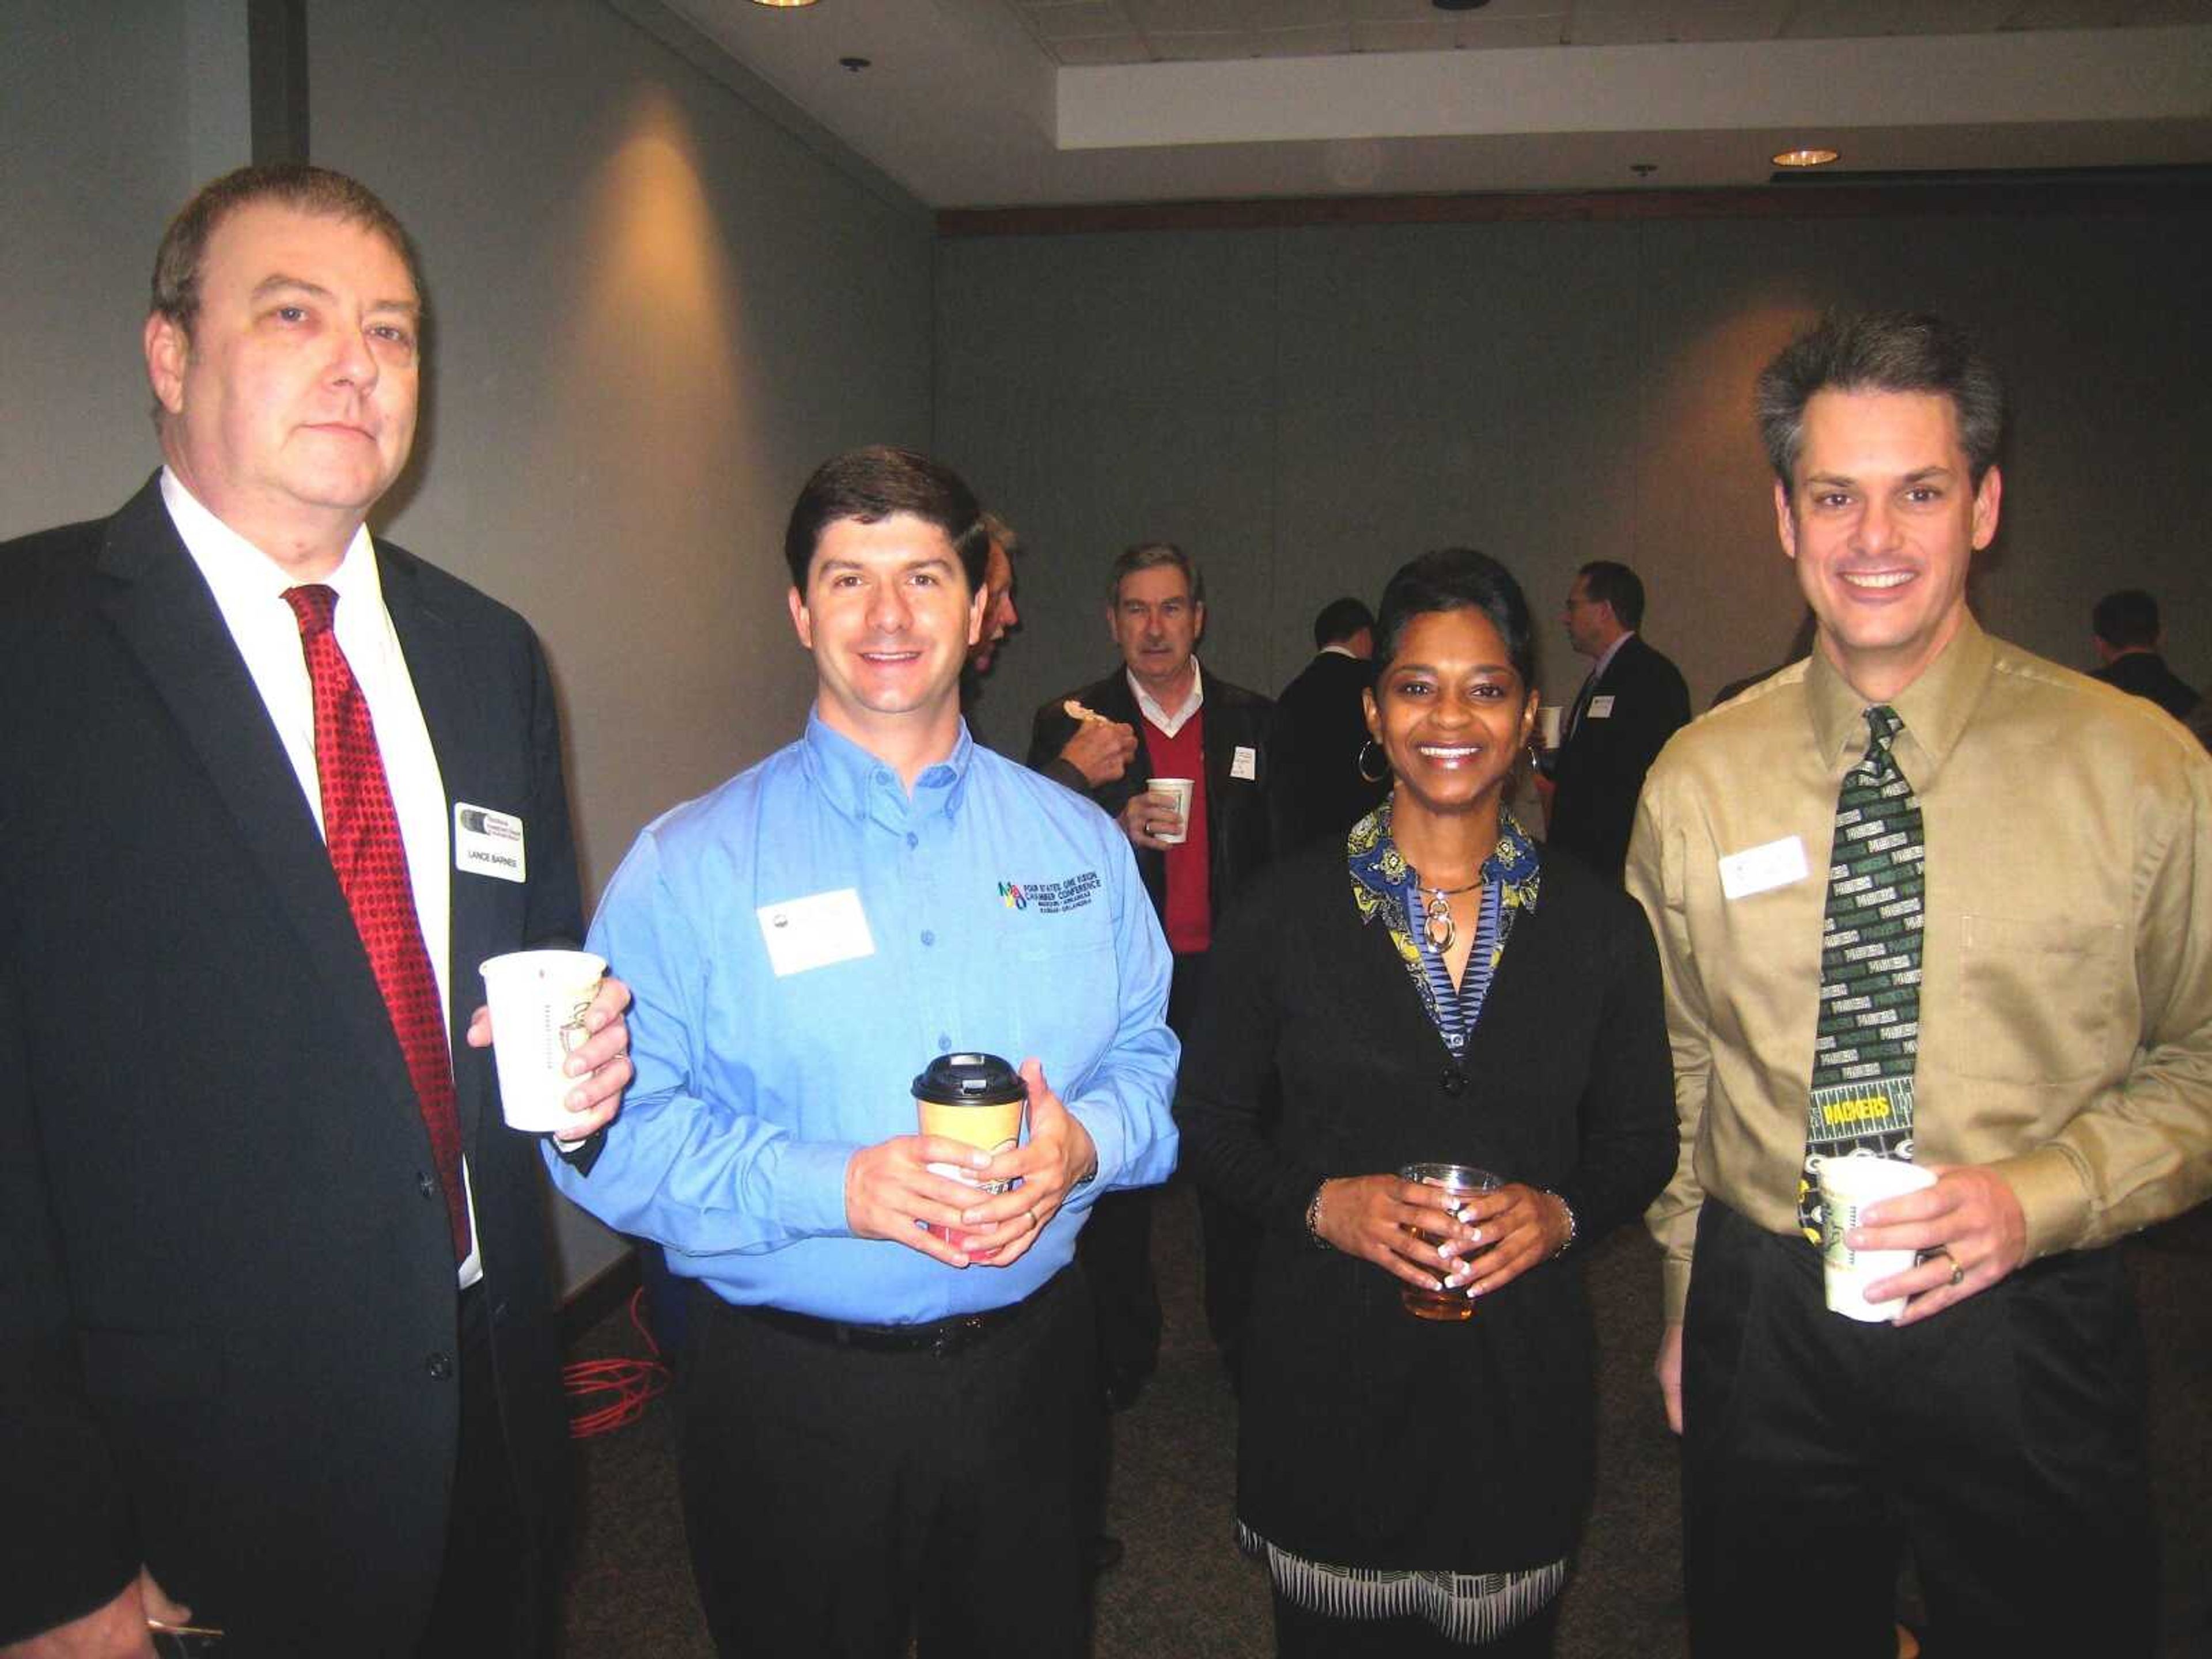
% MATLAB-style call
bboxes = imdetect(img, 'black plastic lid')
[911,1051,1024,1106]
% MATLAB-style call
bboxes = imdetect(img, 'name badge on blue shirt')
[758,888,876,977]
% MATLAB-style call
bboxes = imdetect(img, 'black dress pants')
[1077,953,1210,1404]
[678,1269,1101,1659]
[1681,1200,2156,1658]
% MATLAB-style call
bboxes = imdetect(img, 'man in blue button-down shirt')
[549,446,1177,1658]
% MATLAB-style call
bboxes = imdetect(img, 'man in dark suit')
[1269,596,1388,854]
[0,164,630,1657]
[2091,588,2201,721]
[1029,543,1272,1394]
[1542,559,1691,880]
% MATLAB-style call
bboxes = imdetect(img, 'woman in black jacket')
[1176,548,1676,1657]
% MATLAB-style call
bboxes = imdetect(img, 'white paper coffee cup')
[1537,704,1563,751]
[480,949,607,1132]
[1817,1155,1937,1322]
[1146,777,1194,845]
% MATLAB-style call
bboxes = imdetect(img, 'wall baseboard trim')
[559,1244,642,1344]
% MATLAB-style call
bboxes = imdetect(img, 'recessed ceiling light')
[1773,147,1840,168]
[747,0,819,9]
[1433,1,1493,11]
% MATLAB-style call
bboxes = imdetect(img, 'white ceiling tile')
[1661,9,1787,43]
[1024,2,1131,40]
[1274,0,1408,25]
[1147,27,1260,59]
[1121,0,1247,30]
[1998,0,2131,22]
[1781,1,1944,35]
[1843,0,2019,32]
[1452,0,1575,16]
[1046,32,1154,63]
[1691,0,1791,24]
[1339,0,1450,22]
[1567,10,1676,46]
[1352,19,1457,53]
[1456,15,1574,47]
[1253,22,1354,56]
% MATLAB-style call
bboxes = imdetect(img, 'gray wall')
[306,0,935,903]
[6,0,936,1293]
[3,2,196,531]
[941,207,2212,754]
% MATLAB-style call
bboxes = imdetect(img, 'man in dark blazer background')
[0,164,630,1657]
[1268,595,1388,854]
[1542,559,1692,881]
[2090,588,2201,722]
[1029,543,1272,1399]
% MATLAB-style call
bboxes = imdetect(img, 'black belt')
[727,1267,1071,1361]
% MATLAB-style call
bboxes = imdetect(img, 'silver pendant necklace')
[1422,878,1484,953]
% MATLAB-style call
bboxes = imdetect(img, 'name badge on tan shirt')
[1719,835,1809,900]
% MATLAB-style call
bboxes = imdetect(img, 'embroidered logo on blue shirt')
[999,872,1102,914]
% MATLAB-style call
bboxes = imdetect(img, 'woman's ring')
[1028,1205,1040,1229]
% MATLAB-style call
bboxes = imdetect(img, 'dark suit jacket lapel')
[93,477,419,1118]
[1088,671,1164,898]
[381,548,495,1146]
[1201,683,1240,887]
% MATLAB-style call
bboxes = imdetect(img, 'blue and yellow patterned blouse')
[1346,795,1543,1054]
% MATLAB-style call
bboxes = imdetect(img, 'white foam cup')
[1817,1154,1937,1322]
[479,949,607,1132]
[1146,777,1194,845]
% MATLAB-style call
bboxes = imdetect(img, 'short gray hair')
[1756,311,2004,487]
[1107,541,1202,608]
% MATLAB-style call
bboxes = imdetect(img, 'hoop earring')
[1358,739,1389,785]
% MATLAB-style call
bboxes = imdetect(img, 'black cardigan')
[1175,838,1676,1572]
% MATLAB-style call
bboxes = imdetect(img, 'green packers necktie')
[1798,705,1925,1242]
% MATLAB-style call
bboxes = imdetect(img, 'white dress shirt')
[164,469,482,1284]
[1129,657,1205,738]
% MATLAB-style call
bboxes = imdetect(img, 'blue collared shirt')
[548,713,1179,1322]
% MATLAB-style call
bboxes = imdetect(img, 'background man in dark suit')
[1268,595,1388,854]
[1029,543,1272,1396]
[1542,559,1692,880]
[0,164,629,1657]
[2091,588,2201,721]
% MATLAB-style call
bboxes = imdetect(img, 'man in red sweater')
[1030,543,1275,1402]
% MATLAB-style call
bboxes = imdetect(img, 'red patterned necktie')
[283,584,469,1259]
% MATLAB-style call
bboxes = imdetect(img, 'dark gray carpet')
[559,1183,2211,1656]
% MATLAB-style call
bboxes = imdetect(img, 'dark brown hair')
[151,162,422,334]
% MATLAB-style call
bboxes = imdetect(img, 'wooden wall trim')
[937,173,2211,238]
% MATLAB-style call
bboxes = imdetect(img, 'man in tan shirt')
[1629,312,2212,1657]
